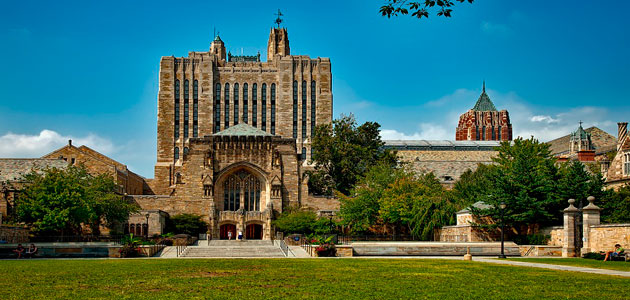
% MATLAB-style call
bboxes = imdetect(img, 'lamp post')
[329,215,334,233]
[144,213,150,240]
[499,202,507,259]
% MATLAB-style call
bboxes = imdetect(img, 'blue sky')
[1,0,629,177]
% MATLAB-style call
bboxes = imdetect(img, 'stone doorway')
[246,224,263,240]
[220,224,237,240]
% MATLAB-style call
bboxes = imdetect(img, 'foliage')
[600,185,630,223]
[451,163,494,207]
[583,252,606,260]
[273,209,317,234]
[3,259,630,299]
[14,165,138,235]
[557,160,605,209]
[311,235,337,257]
[168,214,208,236]
[512,234,550,246]
[380,0,474,19]
[119,234,142,258]
[307,114,397,196]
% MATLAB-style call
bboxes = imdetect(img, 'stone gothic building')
[455,83,512,141]
[132,27,336,240]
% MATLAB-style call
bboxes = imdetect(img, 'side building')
[606,122,630,189]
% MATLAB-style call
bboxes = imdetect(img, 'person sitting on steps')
[604,244,624,261]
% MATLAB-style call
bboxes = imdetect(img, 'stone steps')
[182,245,285,258]
[207,240,273,246]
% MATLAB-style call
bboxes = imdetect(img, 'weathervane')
[274,9,283,28]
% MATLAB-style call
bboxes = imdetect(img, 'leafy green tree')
[600,185,630,223]
[273,209,318,234]
[168,214,208,236]
[15,165,137,235]
[451,163,495,206]
[380,0,474,19]
[338,163,407,233]
[557,160,605,209]
[308,114,397,196]
[473,137,561,235]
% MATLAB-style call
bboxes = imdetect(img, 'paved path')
[476,258,630,277]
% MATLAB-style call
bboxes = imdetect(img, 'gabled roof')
[547,126,616,155]
[0,158,67,182]
[213,123,272,137]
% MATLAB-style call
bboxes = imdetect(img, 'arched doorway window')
[222,170,261,211]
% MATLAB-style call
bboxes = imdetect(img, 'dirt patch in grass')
[188,271,233,278]
[261,284,297,289]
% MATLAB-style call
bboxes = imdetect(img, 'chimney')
[68,139,72,146]
[618,122,628,151]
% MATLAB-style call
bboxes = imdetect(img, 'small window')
[301,147,307,161]
[184,147,189,155]
[624,152,630,176]
[174,147,180,160]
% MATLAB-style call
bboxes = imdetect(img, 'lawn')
[509,257,630,272]
[1,258,629,300]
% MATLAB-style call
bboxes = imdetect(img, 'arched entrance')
[220,224,237,240]
[246,224,263,240]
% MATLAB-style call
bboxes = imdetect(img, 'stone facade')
[605,122,630,189]
[42,140,144,195]
[126,210,169,236]
[455,83,512,141]
[384,140,499,188]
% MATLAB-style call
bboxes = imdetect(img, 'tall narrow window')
[302,80,307,139]
[261,83,267,131]
[174,79,180,139]
[624,152,630,176]
[301,147,307,161]
[242,83,248,124]
[252,83,258,128]
[271,83,276,135]
[491,127,496,140]
[481,126,485,141]
[292,81,298,139]
[193,80,198,137]
[214,83,221,133]
[311,80,316,135]
[233,83,239,125]
[174,147,179,161]
[224,83,230,129]
[184,79,189,139]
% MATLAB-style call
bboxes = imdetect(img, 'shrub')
[583,252,605,260]
[273,209,318,234]
[513,234,550,245]
[168,214,208,236]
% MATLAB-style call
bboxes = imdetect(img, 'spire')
[482,80,486,93]
[274,9,284,28]
[472,82,497,111]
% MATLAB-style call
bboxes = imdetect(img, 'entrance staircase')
[176,240,288,258]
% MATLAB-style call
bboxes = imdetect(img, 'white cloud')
[381,123,450,140]
[530,115,559,123]
[0,129,115,158]
[481,21,512,36]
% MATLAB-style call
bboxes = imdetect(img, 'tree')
[338,162,406,233]
[308,114,397,196]
[600,185,630,224]
[380,0,474,19]
[273,209,318,234]
[168,214,208,236]
[557,160,605,210]
[473,137,561,235]
[15,165,137,235]
[451,163,495,206]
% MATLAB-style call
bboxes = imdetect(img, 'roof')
[472,83,497,111]
[0,158,67,182]
[547,126,616,155]
[457,201,494,214]
[571,125,590,140]
[383,140,501,151]
[213,123,272,137]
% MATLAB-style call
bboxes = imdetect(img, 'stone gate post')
[581,196,601,255]
[562,199,579,257]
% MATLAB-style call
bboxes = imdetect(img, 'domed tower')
[455,82,512,141]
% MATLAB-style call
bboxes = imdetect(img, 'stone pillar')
[562,199,579,257]
[581,196,601,255]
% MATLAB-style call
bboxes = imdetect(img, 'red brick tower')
[455,82,512,141]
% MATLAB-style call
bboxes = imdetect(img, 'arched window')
[193,80,198,137]
[271,83,276,135]
[184,80,189,139]
[174,80,180,139]
[311,80,316,135]
[174,147,179,160]
[233,83,239,125]
[223,170,261,211]
[215,83,221,133]
[252,83,258,127]
[261,83,267,131]
[292,80,298,139]
[224,83,230,129]
[183,147,189,156]
[242,83,248,124]
[129,224,134,235]
[302,80,307,139]
[142,224,148,237]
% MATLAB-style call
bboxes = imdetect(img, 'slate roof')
[0,158,67,182]
[472,83,497,111]
[457,201,494,214]
[213,123,272,137]
[547,126,617,155]
[383,140,501,151]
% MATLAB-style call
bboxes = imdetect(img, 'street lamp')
[144,213,150,240]
[499,202,507,259]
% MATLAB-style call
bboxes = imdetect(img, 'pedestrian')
[12,244,25,259]
[227,230,233,240]
[238,230,243,241]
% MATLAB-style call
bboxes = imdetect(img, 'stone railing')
[218,209,271,223]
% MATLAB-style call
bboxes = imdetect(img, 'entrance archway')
[220,224,237,240]
[246,224,263,240]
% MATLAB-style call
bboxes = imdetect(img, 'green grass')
[1,258,629,300]
[510,257,630,272]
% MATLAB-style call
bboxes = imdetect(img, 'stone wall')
[540,226,563,246]
[0,225,29,244]
[302,195,339,212]
[436,225,500,242]
[587,224,630,253]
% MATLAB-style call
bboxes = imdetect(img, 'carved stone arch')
[214,161,269,212]
[214,161,268,185]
